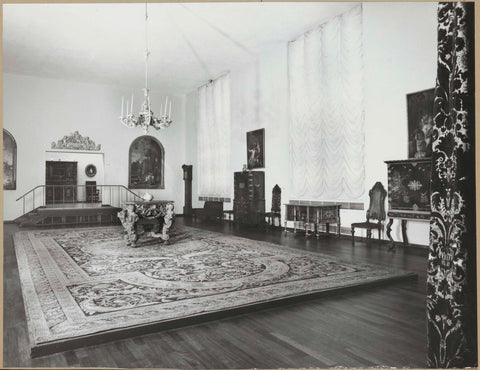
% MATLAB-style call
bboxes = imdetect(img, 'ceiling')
[3,2,357,96]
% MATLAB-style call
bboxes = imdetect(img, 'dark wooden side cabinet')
[233,171,265,225]
[384,158,431,246]
[46,161,78,204]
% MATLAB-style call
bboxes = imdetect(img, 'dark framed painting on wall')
[246,128,265,169]
[3,129,17,190]
[129,135,165,189]
[407,88,435,159]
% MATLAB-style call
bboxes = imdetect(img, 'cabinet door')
[234,199,249,223]
[234,172,249,199]
[251,171,265,200]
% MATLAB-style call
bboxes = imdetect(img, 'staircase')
[15,185,143,227]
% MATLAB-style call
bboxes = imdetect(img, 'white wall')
[3,73,187,221]
[185,2,437,246]
[362,2,437,244]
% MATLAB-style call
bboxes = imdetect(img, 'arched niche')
[128,135,165,189]
[3,129,17,190]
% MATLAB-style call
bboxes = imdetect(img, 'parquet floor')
[3,218,428,368]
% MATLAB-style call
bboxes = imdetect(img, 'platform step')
[17,206,122,227]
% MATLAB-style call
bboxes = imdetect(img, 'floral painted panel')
[386,159,431,212]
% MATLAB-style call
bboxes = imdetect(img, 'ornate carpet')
[14,225,415,355]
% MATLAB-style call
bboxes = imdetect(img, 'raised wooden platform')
[15,205,121,227]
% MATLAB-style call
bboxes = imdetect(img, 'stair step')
[17,206,122,227]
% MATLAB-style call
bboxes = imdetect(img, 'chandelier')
[120,2,172,133]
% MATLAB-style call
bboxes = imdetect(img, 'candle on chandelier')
[169,101,172,117]
[121,96,124,117]
[131,94,134,115]
[164,97,168,115]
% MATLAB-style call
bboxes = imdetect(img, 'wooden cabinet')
[46,161,77,204]
[233,171,265,225]
[384,158,432,246]
[385,158,431,219]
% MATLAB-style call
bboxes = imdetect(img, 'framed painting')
[246,128,265,169]
[129,135,165,189]
[407,88,435,159]
[3,129,17,190]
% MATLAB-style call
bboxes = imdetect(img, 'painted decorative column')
[427,2,476,367]
[182,164,193,216]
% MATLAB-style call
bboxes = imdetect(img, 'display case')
[284,203,341,238]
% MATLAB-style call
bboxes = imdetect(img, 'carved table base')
[118,201,175,247]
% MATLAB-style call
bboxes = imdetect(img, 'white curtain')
[197,74,231,198]
[288,5,364,201]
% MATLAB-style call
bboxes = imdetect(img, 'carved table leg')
[125,225,139,247]
[401,219,409,246]
[118,205,139,248]
[151,203,175,242]
[386,218,395,249]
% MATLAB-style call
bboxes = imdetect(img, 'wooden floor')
[3,218,428,368]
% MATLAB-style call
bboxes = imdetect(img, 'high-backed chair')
[351,182,387,242]
[86,181,100,203]
[264,184,281,228]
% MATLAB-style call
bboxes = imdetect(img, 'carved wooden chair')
[264,184,281,228]
[86,181,100,203]
[351,182,387,242]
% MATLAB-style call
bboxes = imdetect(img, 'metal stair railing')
[16,185,144,216]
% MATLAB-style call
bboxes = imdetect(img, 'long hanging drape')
[197,74,231,198]
[288,5,364,201]
[427,2,476,367]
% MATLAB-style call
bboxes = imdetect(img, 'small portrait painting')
[407,88,435,158]
[246,128,265,169]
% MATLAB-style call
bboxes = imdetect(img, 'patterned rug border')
[13,225,416,356]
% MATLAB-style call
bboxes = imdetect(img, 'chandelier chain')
[120,1,173,133]
[145,1,149,93]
